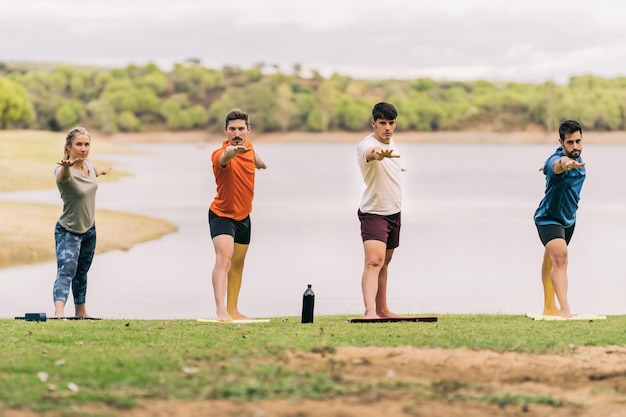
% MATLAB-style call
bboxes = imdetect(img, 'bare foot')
[54,301,65,318]
[226,307,250,320]
[543,308,561,316]
[364,309,379,319]
[216,312,232,322]
[559,303,574,318]
[75,305,93,318]
[377,310,406,318]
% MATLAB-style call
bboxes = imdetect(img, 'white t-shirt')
[356,134,402,215]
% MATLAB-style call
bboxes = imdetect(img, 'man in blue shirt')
[534,120,586,317]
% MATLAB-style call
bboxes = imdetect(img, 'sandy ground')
[6,345,626,417]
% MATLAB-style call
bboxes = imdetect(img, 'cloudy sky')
[1,0,625,83]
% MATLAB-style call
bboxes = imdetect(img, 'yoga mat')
[15,313,101,321]
[525,313,606,321]
[347,316,438,323]
[197,319,271,323]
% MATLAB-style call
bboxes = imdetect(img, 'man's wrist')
[560,158,572,171]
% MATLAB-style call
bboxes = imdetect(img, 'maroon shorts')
[358,209,401,249]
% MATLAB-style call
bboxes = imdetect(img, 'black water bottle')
[301,284,315,323]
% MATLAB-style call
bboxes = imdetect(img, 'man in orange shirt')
[209,109,266,321]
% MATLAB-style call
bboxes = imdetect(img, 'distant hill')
[2,60,625,135]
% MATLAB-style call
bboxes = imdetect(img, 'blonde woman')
[53,127,111,318]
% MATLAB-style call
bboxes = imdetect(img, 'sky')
[1,0,625,84]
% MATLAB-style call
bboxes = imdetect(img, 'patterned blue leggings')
[53,222,97,305]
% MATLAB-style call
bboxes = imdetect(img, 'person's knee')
[230,258,245,271]
[549,250,568,268]
[364,256,384,269]
[214,254,232,270]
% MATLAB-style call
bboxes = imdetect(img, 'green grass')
[1,314,624,412]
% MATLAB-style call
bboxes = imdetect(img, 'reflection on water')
[1,142,625,319]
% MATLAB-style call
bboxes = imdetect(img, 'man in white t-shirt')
[356,102,405,318]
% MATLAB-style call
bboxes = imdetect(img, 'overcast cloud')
[1,0,625,83]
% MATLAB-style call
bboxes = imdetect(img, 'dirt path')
[8,345,623,417]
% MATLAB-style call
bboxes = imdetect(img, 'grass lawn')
[1,314,625,415]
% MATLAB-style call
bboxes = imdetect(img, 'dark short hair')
[372,102,398,121]
[225,108,250,128]
[558,119,582,140]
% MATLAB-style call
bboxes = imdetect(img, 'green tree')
[55,98,86,129]
[0,77,34,128]
[294,92,317,130]
[117,111,142,132]
[183,105,208,128]
[305,108,324,132]
[134,87,161,114]
[86,99,117,134]
[336,98,370,131]
[275,83,298,131]
[314,80,339,132]
[135,72,168,96]
[207,92,245,130]
[160,99,184,130]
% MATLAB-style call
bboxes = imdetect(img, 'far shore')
[102,129,626,145]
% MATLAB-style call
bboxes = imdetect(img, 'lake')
[1,141,625,319]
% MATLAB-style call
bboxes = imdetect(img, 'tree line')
[2,60,626,134]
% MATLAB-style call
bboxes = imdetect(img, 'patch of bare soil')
[9,345,625,417]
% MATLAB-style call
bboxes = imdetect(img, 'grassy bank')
[1,314,624,414]
[0,130,177,268]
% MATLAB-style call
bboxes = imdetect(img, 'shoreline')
[102,129,626,144]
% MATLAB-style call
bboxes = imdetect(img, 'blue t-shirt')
[534,147,585,227]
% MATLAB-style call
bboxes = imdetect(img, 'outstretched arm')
[553,156,585,174]
[365,146,401,162]
[56,157,84,183]
[254,152,267,169]
[94,166,112,177]
[219,145,252,166]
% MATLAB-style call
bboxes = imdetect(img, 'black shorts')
[208,210,251,244]
[358,209,401,249]
[536,223,575,246]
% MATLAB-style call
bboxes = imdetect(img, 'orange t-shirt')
[210,139,256,221]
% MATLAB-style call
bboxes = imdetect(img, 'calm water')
[1,141,625,319]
